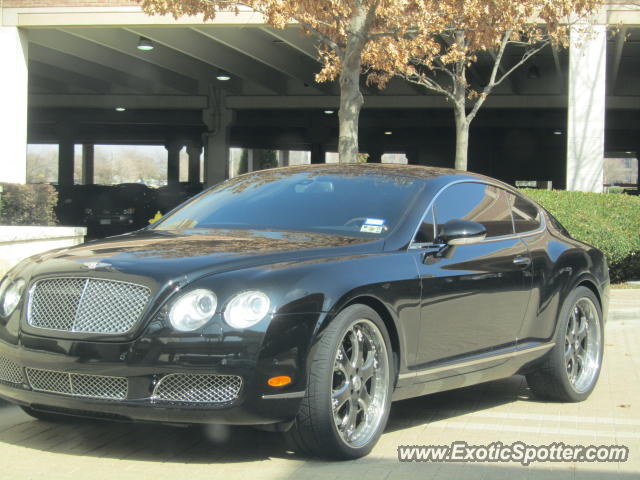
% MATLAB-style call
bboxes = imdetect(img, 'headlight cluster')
[169,288,217,332]
[0,277,26,317]
[224,291,271,329]
[168,288,270,332]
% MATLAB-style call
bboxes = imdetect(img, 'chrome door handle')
[513,255,531,267]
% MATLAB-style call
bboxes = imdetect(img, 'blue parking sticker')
[364,218,386,226]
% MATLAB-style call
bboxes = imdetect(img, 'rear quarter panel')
[518,211,610,344]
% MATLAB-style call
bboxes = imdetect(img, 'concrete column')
[566,23,606,192]
[280,150,290,167]
[186,143,202,184]
[310,143,325,164]
[203,97,232,188]
[166,142,182,186]
[58,138,75,187]
[247,150,254,172]
[82,144,94,185]
[0,27,28,184]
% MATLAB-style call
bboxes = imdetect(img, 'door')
[414,182,532,367]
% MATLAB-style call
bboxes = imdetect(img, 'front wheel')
[527,286,604,402]
[285,304,394,459]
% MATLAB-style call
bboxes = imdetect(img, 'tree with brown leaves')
[368,0,603,171]
[138,0,417,164]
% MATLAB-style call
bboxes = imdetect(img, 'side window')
[510,195,542,233]
[414,206,435,243]
[433,183,514,238]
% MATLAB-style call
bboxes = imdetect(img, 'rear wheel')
[526,286,604,402]
[286,304,394,459]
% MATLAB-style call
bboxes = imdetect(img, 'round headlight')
[224,291,271,329]
[168,289,217,332]
[1,279,26,317]
[0,277,9,300]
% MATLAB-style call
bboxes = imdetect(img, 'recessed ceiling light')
[216,71,232,81]
[553,130,562,135]
[324,110,335,115]
[384,130,393,135]
[115,107,126,112]
[137,37,154,51]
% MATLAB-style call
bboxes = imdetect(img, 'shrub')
[0,183,58,226]
[521,189,640,283]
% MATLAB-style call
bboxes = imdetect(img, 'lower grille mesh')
[25,368,127,400]
[0,356,23,385]
[153,373,242,404]
[2,359,242,405]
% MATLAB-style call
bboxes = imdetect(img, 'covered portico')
[1,2,640,191]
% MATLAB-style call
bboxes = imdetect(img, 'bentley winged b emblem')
[83,261,110,270]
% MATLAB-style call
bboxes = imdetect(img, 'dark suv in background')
[55,182,204,239]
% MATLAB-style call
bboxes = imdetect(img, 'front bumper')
[0,381,303,426]
[0,312,320,425]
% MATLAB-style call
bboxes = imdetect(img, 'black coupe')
[0,164,609,459]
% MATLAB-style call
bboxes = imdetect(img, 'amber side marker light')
[268,376,292,387]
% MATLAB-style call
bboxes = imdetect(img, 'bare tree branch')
[404,73,456,102]
[494,41,549,86]
[466,27,513,121]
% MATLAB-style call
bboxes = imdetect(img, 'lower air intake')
[25,368,128,400]
[153,373,242,404]
[0,356,23,385]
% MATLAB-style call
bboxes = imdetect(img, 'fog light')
[268,376,292,387]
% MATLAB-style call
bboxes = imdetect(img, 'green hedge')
[521,189,640,283]
[0,183,58,226]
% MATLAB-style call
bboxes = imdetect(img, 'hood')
[26,229,382,286]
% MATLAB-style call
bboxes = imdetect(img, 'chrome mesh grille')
[153,374,242,404]
[0,356,23,385]
[28,277,151,334]
[25,368,127,400]
[27,369,70,394]
[71,373,128,399]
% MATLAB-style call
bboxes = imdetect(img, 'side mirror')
[438,219,486,246]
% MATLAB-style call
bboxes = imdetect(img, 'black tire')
[285,304,394,460]
[21,406,76,423]
[526,286,604,402]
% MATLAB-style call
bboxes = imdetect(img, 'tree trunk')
[338,59,363,163]
[337,4,370,164]
[451,31,471,172]
[454,109,469,171]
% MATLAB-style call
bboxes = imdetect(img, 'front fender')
[208,251,421,387]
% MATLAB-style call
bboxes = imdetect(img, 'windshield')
[153,168,424,238]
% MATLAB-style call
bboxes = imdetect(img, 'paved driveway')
[0,289,638,480]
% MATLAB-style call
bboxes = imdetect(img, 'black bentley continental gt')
[0,164,609,459]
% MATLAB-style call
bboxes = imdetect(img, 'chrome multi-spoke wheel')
[331,319,389,448]
[565,297,602,393]
[286,304,393,459]
[527,286,604,402]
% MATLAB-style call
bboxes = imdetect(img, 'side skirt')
[392,342,553,401]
